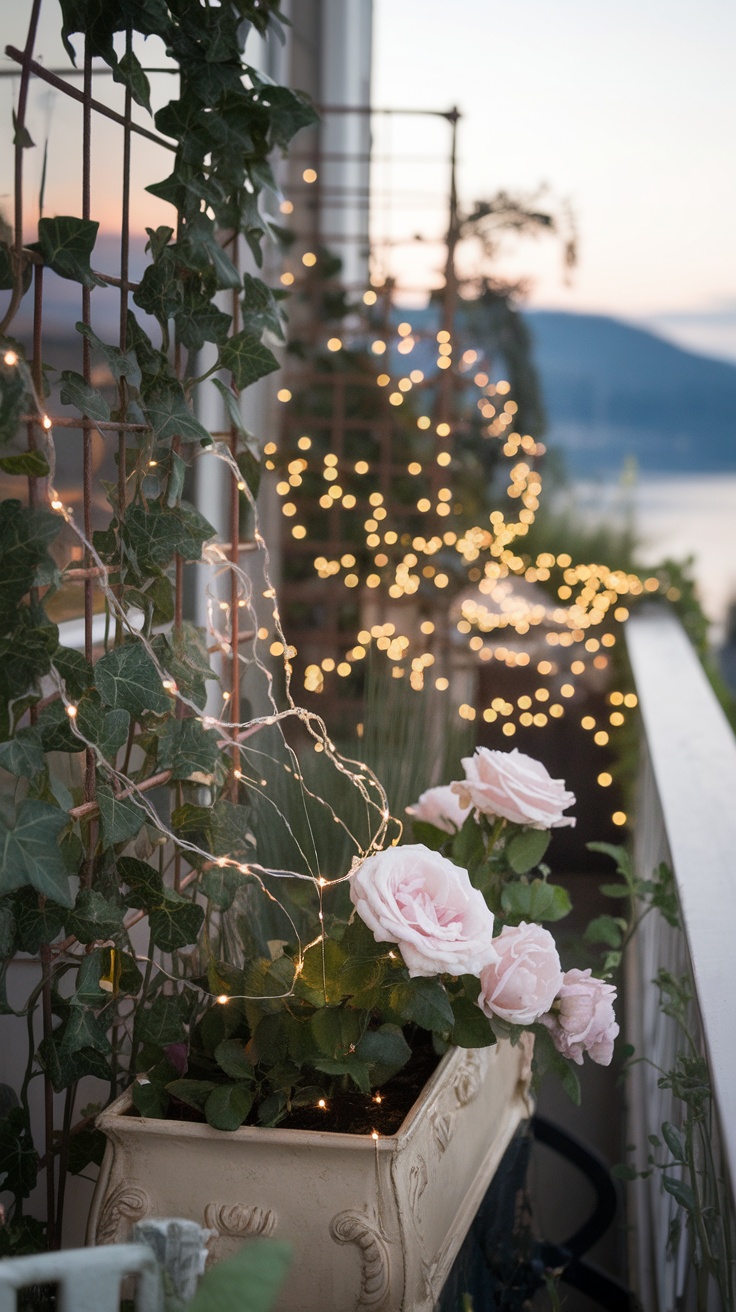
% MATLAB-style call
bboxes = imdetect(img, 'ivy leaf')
[0,1109,38,1199]
[59,1005,111,1057]
[94,643,170,716]
[241,274,286,342]
[264,86,319,151]
[144,380,212,445]
[74,950,108,1007]
[506,829,551,875]
[204,1083,253,1131]
[112,49,152,113]
[185,222,242,290]
[0,451,50,478]
[67,1127,105,1175]
[149,894,204,953]
[76,322,142,391]
[97,784,146,848]
[59,371,111,422]
[219,330,279,390]
[12,888,66,953]
[66,888,125,944]
[76,692,130,761]
[0,725,44,776]
[157,717,223,783]
[135,994,188,1047]
[53,647,94,700]
[0,800,71,906]
[35,216,106,289]
[501,879,572,924]
[0,501,61,628]
[211,378,248,439]
[39,1031,111,1091]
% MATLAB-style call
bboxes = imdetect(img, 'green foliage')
[34,216,106,289]
[185,1239,292,1312]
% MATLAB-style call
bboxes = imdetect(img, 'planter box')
[88,1037,533,1312]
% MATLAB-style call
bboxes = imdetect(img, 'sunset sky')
[373,0,736,359]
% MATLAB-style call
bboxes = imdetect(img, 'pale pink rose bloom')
[350,843,497,978]
[477,921,563,1025]
[453,747,576,829]
[406,785,471,835]
[541,967,619,1066]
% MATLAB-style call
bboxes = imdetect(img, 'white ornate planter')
[88,1037,533,1312]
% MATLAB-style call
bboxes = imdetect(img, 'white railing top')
[627,608,736,1196]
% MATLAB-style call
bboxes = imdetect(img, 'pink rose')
[541,968,619,1066]
[477,922,563,1025]
[453,747,575,829]
[406,785,471,835]
[350,843,497,978]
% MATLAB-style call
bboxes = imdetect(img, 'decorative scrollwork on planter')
[431,1110,454,1154]
[454,1050,484,1106]
[329,1210,390,1309]
[96,1183,151,1245]
[203,1202,277,1239]
[408,1154,429,1216]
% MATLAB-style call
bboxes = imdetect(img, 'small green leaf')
[501,879,571,924]
[76,322,142,390]
[409,819,448,851]
[389,978,454,1033]
[185,1239,292,1312]
[35,216,106,289]
[204,1083,253,1131]
[12,888,66,953]
[59,371,111,422]
[506,828,551,874]
[144,380,212,445]
[584,914,626,949]
[0,451,50,477]
[97,784,146,848]
[662,1175,696,1210]
[214,1039,254,1081]
[450,996,496,1048]
[355,1024,411,1083]
[165,1079,217,1111]
[112,49,152,112]
[66,888,124,944]
[135,994,187,1047]
[661,1121,686,1162]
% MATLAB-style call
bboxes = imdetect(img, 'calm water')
[564,473,736,643]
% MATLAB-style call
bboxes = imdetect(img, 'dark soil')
[281,1041,442,1135]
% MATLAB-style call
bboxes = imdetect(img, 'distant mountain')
[525,310,736,474]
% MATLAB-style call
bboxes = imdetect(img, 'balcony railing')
[627,609,736,1311]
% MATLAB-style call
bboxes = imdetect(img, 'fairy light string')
[3,348,395,1008]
